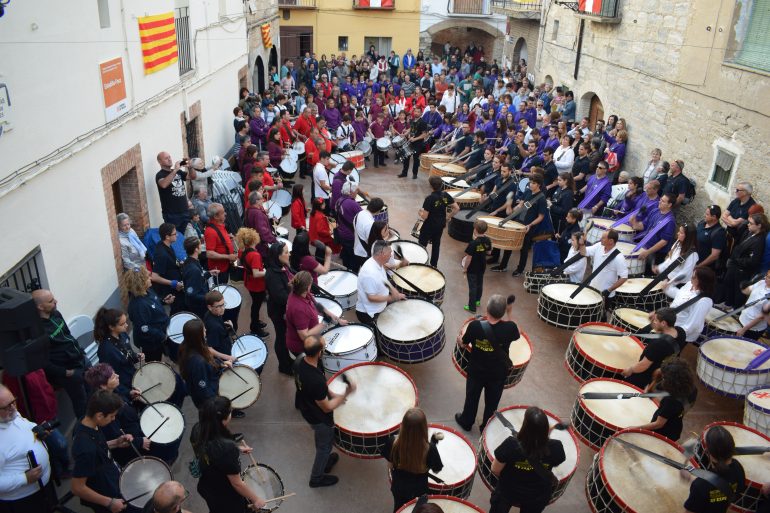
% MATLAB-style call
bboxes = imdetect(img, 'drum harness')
[569,248,621,299]
[463,177,518,220]
[636,293,705,334]
[638,250,694,296]
[492,411,560,488]
[447,159,493,187]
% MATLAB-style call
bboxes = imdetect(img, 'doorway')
[364,36,392,57]
[589,94,604,128]
[254,56,266,94]
[280,26,313,62]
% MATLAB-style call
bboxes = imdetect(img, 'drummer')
[181,236,218,319]
[736,270,770,339]
[488,406,566,513]
[622,307,680,389]
[577,229,628,305]
[632,356,696,441]
[418,175,459,267]
[663,267,715,346]
[124,266,173,363]
[178,318,236,412]
[683,425,745,513]
[399,105,430,179]
[203,290,238,360]
[563,231,588,283]
[577,159,612,216]
[355,240,407,329]
[330,161,356,211]
[150,223,185,315]
[294,334,355,488]
[652,223,699,288]
[94,307,143,402]
[455,294,519,432]
[285,271,347,357]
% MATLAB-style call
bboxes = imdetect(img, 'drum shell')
[419,153,454,173]
[356,141,372,157]
[119,456,173,509]
[478,216,526,251]
[565,323,645,384]
[389,264,447,306]
[696,336,770,399]
[376,299,446,363]
[340,150,365,170]
[317,270,359,310]
[430,163,466,178]
[451,336,532,389]
[321,324,378,374]
[373,206,389,224]
[240,463,285,513]
[537,284,605,330]
[445,189,481,209]
[612,287,669,312]
[523,272,569,294]
[585,218,635,245]
[744,386,770,437]
[448,210,482,243]
[396,495,486,513]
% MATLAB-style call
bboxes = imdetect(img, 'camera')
[32,419,61,438]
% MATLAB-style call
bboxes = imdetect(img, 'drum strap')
[479,321,512,370]
[494,412,558,487]
[209,223,233,255]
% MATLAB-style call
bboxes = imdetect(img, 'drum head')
[377,299,444,341]
[167,312,200,344]
[390,265,446,293]
[441,177,470,188]
[273,189,292,208]
[541,283,603,305]
[139,402,184,444]
[214,285,242,309]
[377,137,391,150]
[392,135,404,146]
[477,216,525,231]
[324,324,374,355]
[119,457,172,508]
[328,363,417,434]
[316,297,343,319]
[447,189,481,201]
[700,337,770,371]
[132,362,176,403]
[483,407,577,481]
[241,464,285,512]
[574,324,643,370]
[616,278,661,293]
[434,163,466,175]
[318,270,358,296]
[518,177,529,193]
[391,240,429,265]
[613,308,649,329]
[615,242,640,256]
[427,425,476,486]
[232,335,268,369]
[590,217,614,229]
[331,154,346,165]
[397,496,485,513]
[601,431,693,513]
[706,422,770,485]
[578,379,658,428]
[265,201,283,219]
[747,386,770,412]
[280,158,297,174]
[705,308,743,332]
[219,366,262,409]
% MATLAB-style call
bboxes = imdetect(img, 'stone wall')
[421,18,505,62]
[502,18,540,69]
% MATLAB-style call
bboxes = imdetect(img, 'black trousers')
[418,228,443,267]
[489,487,550,513]
[373,147,386,167]
[355,310,378,331]
[0,480,57,513]
[457,372,505,430]
[467,272,484,310]
[401,150,421,176]
[268,310,294,373]
[248,290,266,332]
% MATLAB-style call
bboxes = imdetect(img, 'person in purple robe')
[322,98,341,132]
[578,160,612,214]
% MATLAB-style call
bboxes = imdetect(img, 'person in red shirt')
[316,118,336,153]
[304,130,321,172]
[291,183,307,231]
[369,113,388,167]
[244,172,263,210]
[278,110,295,147]
[256,151,281,200]
[203,202,240,328]
[308,197,341,253]
[236,227,268,335]
[294,108,317,140]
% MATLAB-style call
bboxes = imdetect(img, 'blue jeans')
[310,423,335,481]
[162,210,191,234]
[44,428,70,475]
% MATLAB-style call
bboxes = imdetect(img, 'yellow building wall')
[280,0,420,58]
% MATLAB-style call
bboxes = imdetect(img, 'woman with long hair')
[191,396,266,512]
[489,406,566,513]
[635,356,697,441]
[290,183,307,232]
[664,266,716,346]
[382,408,443,511]
[123,266,172,362]
[267,127,284,168]
[720,212,769,308]
[290,230,332,284]
[94,307,142,401]
[683,425,745,513]
[235,227,268,336]
[309,197,341,254]
[178,319,231,409]
[653,223,699,287]
[265,241,295,375]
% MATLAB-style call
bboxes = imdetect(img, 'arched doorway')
[513,37,528,66]
[269,47,278,75]
[254,56,266,94]
[579,91,604,128]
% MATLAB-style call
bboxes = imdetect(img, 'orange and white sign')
[100,57,128,122]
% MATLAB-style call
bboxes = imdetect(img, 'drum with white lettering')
[611,278,670,311]
[585,217,636,245]
[566,323,645,383]
[478,405,579,504]
[609,308,649,333]
[396,496,486,513]
[218,365,262,409]
[317,270,358,310]
[538,284,604,330]
[241,464,285,512]
[744,386,770,437]
[119,456,173,508]
[377,299,445,363]
[322,324,378,373]
[328,362,418,458]
[696,336,770,398]
[389,264,446,305]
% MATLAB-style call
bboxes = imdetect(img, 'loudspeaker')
[2,334,50,376]
[0,287,42,346]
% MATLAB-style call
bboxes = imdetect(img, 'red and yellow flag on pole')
[261,24,273,49]
[138,12,178,75]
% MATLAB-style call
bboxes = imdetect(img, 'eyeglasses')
[0,398,17,412]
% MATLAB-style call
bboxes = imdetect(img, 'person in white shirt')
[313,151,332,207]
[355,240,406,328]
[353,199,384,263]
[642,148,663,185]
[564,232,587,283]
[579,229,628,298]
[336,115,355,151]
[553,135,575,173]
[663,267,715,344]
[439,85,459,114]
[469,88,485,111]
[653,224,699,287]
[737,270,770,339]
[0,385,54,511]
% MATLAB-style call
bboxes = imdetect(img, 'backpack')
[683,175,697,204]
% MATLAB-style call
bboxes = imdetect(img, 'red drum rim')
[592,429,697,513]
[327,361,418,437]
[747,386,770,414]
[451,317,533,382]
[481,405,580,485]
[426,423,478,490]
[396,495,486,513]
[574,378,656,451]
[700,420,770,488]
[699,336,770,374]
[567,322,645,380]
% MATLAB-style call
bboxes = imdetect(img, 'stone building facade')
[535,0,770,220]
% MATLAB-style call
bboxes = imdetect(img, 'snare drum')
[119,456,172,508]
[445,189,482,209]
[612,278,670,311]
[376,137,392,151]
[571,379,659,450]
[389,264,447,305]
[279,157,297,178]
[744,386,770,436]
[219,365,262,409]
[440,176,471,190]
[477,216,527,251]
[356,140,373,157]
[241,464,285,513]
[373,205,389,224]
[615,242,646,277]
[694,421,770,513]
[478,405,578,504]
[275,226,289,238]
[139,402,185,446]
[451,316,532,389]
[316,296,343,323]
[377,299,445,363]
[586,217,636,244]
[586,429,695,513]
[387,228,401,241]
[702,307,743,339]
[610,308,649,333]
[448,210,484,243]
[431,163,466,178]
[390,240,430,265]
[132,362,176,403]
[292,140,306,155]
[272,189,292,215]
[566,323,645,383]
[396,496,485,513]
[340,150,365,170]
[167,312,200,344]
[232,335,268,372]
[214,285,242,327]
[322,324,378,373]
[328,362,418,458]
[697,336,770,398]
[391,135,407,148]
[317,270,358,310]
[523,272,569,294]
[537,284,605,330]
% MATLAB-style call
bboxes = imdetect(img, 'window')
[0,248,48,293]
[354,0,395,8]
[97,0,110,28]
[733,0,770,72]
[709,148,737,189]
[338,36,349,52]
[551,20,559,41]
[175,7,193,76]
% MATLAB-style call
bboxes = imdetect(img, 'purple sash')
[633,212,674,252]
[578,176,609,209]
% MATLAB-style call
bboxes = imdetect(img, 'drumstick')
[227,366,249,385]
[264,492,296,503]
[241,440,267,484]
[233,347,263,363]
[119,429,143,460]
[136,391,166,418]
[147,417,170,440]
[230,387,255,402]
[124,490,152,504]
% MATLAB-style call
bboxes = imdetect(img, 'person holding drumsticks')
[663,266,715,346]
[736,269,770,340]
[577,228,628,307]
[178,319,235,412]
[94,307,143,402]
[455,294,519,432]
[418,175,459,268]
[381,407,444,511]
[683,425,745,513]
[294,334,355,488]
[622,308,681,389]
[488,406,566,513]
[265,241,296,376]
[285,271,347,357]
[355,240,407,329]
[634,356,697,441]
[123,267,173,363]
[190,396,266,512]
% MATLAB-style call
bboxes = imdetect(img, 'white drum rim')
[139,402,184,444]
[396,495,486,513]
[232,335,268,368]
[377,298,444,340]
[699,336,770,373]
[575,378,659,437]
[318,270,358,296]
[541,283,603,305]
[119,455,172,507]
[572,322,644,372]
[322,323,375,356]
[213,285,242,308]
[700,421,770,485]
[390,264,447,293]
[167,311,201,344]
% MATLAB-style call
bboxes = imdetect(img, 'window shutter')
[736,0,770,72]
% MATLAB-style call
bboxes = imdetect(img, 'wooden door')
[589,94,604,128]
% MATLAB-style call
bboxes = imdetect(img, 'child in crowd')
[462,220,492,312]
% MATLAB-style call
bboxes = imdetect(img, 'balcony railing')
[490,0,542,17]
[449,0,490,15]
[277,0,317,9]
[575,0,620,19]
[174,7,193,76]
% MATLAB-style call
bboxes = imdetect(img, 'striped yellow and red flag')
[138,12,178,75]
[261,23,273,49]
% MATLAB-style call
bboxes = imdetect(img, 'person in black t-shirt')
[463,219,492,312]
[540,147,558,198]
[418,176,459,267]
[463,131,486,171]
[451,122,473,157]
[190,396,266,513]
[634,356,697,441]
[696,205,727,271]
[399,106,430,178]
[683,425,745,513]
[662,159,689,209]
[455,295,520,432]
[156,152,197,233]
[381,408,444,511]
[294,335,355,488]
[151,223,185,315]
[622,307,680,389]
[722,182,756,241]
[489,406,566,513]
